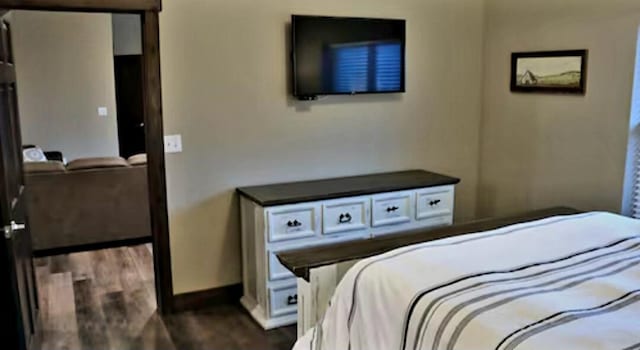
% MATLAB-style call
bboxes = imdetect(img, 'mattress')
[294,212,640,350]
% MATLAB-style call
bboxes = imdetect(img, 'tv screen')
[292,15,406,98]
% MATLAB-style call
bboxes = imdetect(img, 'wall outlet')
[164,134,183,153]
[98,107,108,117]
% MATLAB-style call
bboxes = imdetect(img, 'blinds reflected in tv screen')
[292,15,406,98]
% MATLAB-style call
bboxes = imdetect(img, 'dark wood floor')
[34,245,296,350]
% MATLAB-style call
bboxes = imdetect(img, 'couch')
[24,155,151,252]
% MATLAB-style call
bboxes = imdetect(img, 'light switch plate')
[98,107,108,117]
[164,134,183,153]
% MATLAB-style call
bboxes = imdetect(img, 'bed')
[289,211,640,350]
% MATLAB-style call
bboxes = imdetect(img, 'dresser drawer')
[371,191,412,227]
[268,250,294,281]
[269,284,298,317]
[267,204,319,243]
[415,186,454,220]
[322,197,369,235]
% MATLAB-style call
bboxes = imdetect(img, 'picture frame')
[510,50,588,94]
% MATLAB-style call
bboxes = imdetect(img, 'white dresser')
[237,170,459,329]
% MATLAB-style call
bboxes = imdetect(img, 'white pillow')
[23,147,47,162]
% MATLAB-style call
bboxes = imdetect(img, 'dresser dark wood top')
[236,170,460,207]
[277,207,582,281]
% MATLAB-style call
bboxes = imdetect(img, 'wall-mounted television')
[291,15,406,100]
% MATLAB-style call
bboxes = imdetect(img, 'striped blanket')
[294,212,640,350]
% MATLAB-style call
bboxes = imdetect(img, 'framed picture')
[511,50,588,94]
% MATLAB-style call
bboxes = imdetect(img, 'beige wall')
[160,0,486,294]
[13,11,119,161]
[478,0,640,217]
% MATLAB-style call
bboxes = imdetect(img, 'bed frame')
[277,206,581,336]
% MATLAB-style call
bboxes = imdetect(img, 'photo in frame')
[511,50,588,94]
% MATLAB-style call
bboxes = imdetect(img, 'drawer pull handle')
[429,199,442,206]
[286,220,302,228]
[339,213,352,224]
[287,294,298,305]
[386,206,399,213]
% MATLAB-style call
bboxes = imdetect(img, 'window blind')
[332,42,402,93]
[333,45,369,93]
[630,43,640,218]
[631,108,640,219]
[375,43,402,91]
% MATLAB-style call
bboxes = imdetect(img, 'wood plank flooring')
[34,245,297,350]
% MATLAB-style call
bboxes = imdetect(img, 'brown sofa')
[25,156,151,252]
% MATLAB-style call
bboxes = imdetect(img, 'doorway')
[113,14,146,158]
[0,3,172,350]
[114,54,146,158]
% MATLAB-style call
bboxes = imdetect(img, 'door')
[114,54,146,158]
[0,17,39,350]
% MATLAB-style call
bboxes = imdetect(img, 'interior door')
[114,54,146,158]
[0,17,39,350]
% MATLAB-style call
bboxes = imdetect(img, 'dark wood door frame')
[0,0,160,13]
[140,9,174,314]
[0,0,175,314]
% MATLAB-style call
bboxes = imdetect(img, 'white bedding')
[294,212,640,350]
